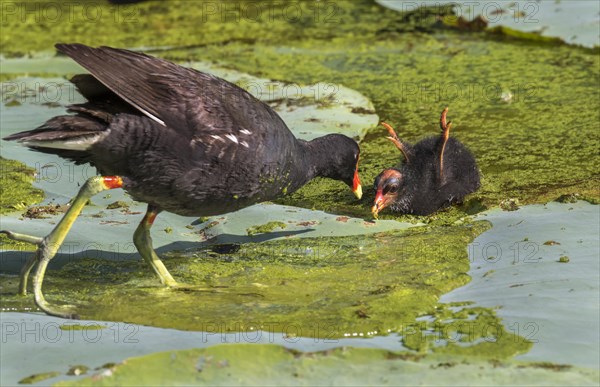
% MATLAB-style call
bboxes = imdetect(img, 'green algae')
[0,157,44,251]
[485,25,567,46]
[59,324,106,331]
[1,1,598,217]
[0,157,43,214]
[246,221,287,236]
[0,1,385,58]
[66,365,89,376]
[105,201,128,210]
[18,371,60,384]
[2,1,595,59]
[54,344,599,387]
[558,256,570,263]
[0,223,494,340]
[207,38,599,216]
[4,99,21,107]
[154,18,599,219]
[22,203,69,219]
[416,304,531,359]
[0,221,533,362]
[499,198,520,212]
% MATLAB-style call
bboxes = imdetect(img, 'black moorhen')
[371,108,479,217]
[1,43,363,318]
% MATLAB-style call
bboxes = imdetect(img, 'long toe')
[168,283,228,293]
[37,302,80,319]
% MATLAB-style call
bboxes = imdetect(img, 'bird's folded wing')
[55,43,276,141]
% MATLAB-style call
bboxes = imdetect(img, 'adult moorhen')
[371,108,479,217]
[2,43,363,318]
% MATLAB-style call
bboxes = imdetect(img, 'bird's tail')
[3,105,112,164]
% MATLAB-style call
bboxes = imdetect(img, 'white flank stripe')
[137,107,165,126]
[23,139,92,151]
[240,141,249,148]
[240,129,252,135]
[225,134,239,143]
[21,133,105,151]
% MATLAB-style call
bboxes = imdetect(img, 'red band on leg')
[102,176,124,189]
[146,212,158,225]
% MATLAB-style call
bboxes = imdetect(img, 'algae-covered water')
[0,1,598,386]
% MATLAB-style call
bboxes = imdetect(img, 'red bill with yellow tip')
[371,189,385,219]
[352,168,362,199]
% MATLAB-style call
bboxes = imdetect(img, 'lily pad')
[442,201,600,369]
[54,345,598,386]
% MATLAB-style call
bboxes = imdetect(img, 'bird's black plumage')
[372,109,480,216]
[5,44,362,216]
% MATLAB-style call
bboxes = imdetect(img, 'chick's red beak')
[371,188,386,219]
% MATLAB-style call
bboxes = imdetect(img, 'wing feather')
[55,43,286,140]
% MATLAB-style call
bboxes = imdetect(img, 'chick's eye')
[383,184,399,195]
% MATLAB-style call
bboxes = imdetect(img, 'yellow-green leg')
[1,176,124,318]
[0,231,42,295]
[133,205,178,287]
[19,253,38,295]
